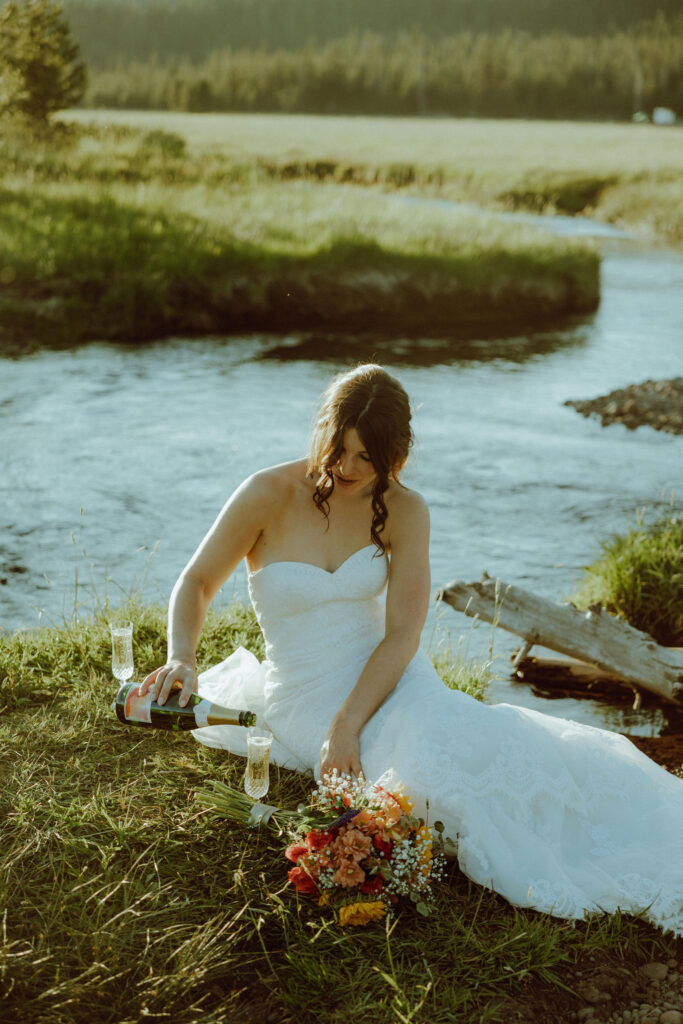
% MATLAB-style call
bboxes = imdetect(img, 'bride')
[140,363,683,937]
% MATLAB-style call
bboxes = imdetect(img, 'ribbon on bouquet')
[247,801,280,827]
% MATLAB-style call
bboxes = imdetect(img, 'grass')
[0,119,602,347]
[62,110,683,245]
[570,511,683,646]
[1,599,679,1023]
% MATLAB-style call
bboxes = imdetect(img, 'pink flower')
[333,826,372,863]
[333,861,366,888]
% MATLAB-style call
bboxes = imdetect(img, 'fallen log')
[436,574,683,705]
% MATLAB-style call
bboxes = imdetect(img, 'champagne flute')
[244,727,273,800]
[110,620,134,686]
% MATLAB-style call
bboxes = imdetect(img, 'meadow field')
[64,110,683,244]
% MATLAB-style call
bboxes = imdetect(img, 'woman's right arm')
[138,471,276,707]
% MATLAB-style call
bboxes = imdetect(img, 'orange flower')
[288,864,318,895]
[306,829,332,851]
[416,826,433,877]
[284,842,308,863]
[393,788,414,814]
[350,807,375,828]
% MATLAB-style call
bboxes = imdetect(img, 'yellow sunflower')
[339,901,386,927]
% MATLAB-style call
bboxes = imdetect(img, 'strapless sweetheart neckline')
[248,543,378,578]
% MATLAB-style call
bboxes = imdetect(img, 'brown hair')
[307,364,413,554]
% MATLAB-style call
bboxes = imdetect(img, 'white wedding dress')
[194,544,683,936]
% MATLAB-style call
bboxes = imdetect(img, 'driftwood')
[436,574,683,705]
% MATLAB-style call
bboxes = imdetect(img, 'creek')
[1,212,681,736]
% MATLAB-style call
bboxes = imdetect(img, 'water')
[1,236,681,736]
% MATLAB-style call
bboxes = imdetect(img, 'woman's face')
[332,427,377,496]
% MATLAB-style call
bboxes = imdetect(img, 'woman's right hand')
[139,660,198,707]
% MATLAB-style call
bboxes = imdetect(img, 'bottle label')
[192,697,213,728]
[124,684,152,724]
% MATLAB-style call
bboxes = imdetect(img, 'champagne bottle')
[114,681,257,731]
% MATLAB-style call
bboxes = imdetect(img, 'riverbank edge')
[566,378,683,436]
[0,261,600,349]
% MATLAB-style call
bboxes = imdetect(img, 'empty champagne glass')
[244,727,273,799]
[110,620,134,686]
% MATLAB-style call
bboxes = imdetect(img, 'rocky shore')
[565,379,683,435]
[566,958,683,1024]
[499,944,683,1024]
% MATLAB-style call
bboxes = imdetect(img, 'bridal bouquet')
[197,769,448,927]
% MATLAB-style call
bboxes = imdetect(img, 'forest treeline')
[64,0,683,65]
[84,19,682,120]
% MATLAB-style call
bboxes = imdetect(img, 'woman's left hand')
[320,720,363,781]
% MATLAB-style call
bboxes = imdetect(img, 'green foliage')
[81,19,683,122]
[570,512,683,646]
[0,0,87,128]
[0,603,676,1022]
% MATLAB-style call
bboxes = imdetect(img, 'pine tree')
[0,0,87,127]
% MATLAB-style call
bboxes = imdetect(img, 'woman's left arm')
[319,491,431,779]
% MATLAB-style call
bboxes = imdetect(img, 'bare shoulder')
[384,482,430,543]
[237,457,308,507]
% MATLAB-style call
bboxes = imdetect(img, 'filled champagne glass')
[244,727,273,800]
[110,620,134,685]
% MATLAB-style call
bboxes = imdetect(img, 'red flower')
[284,842,308,863]
[360,874,385,895]
[288,864,318,895]
[373,834,393,857]
[306,829,332,851]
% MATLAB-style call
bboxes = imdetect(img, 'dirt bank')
[627,734,683,777]
[566,378,683,435]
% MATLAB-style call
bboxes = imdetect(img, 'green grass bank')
[0,120,600,348]
[570,512,683,647]
[0,601,680,1023]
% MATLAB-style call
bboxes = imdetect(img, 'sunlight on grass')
[61,111,683,243]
